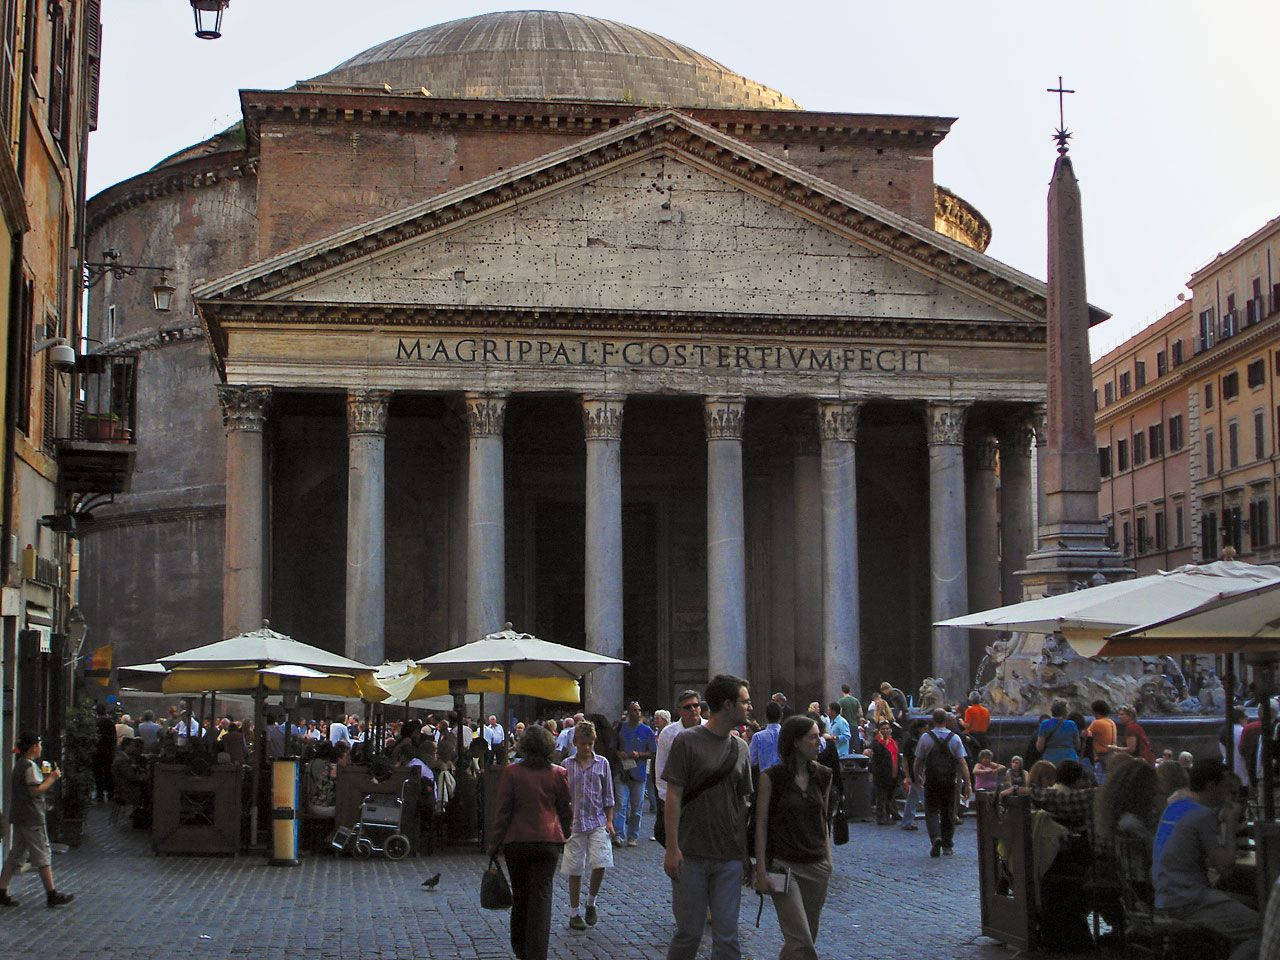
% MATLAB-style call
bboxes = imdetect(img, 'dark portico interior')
[265,391,934,711]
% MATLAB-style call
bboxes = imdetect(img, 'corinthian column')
[345,390,390,665]
[705,396,747,680]
[582,395,625,717]
[465,392,507,645]
[218,385,271,639]
[818,400,861,703]
[966,434,1001,615]
[999,415,1035,604]
[927,401,971,699]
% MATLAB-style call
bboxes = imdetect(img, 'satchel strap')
[681,740,740,809]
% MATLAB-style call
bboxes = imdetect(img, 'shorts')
[559,826,613,876]
[3,824,52,870]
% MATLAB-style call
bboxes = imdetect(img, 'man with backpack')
[912,708,972,857]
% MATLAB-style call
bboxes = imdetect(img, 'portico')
[199,109,1055,713]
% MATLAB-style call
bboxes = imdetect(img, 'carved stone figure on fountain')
[918,677,947,712]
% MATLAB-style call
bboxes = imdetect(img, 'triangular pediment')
[195,110,1094,336]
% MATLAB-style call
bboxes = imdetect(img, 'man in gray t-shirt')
[663,675,753,960]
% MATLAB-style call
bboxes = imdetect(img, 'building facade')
[82,11,1061,715]
[1093,302,1195,573]
[1186,215,1280,564]
[1094,215,1280,570]
[0,0,111,856]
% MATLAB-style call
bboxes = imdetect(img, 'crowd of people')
[6,681,1279,960]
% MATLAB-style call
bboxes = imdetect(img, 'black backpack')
[922,731,959,784]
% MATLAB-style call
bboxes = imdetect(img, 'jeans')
[503,841,561,960]
[614,775,646,842]
[667,855,744,960]
[901,782,922,822]
[1174,890,1259,960]
[924,780,955,848]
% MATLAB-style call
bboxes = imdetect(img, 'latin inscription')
[394,337,928,373]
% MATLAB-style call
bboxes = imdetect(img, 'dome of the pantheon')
[310,10,802,110]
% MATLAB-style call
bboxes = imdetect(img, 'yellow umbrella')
[158,665,391,701]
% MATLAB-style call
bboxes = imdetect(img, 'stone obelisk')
[1019,120,1131,598]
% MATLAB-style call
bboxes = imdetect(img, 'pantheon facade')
[82,12,1076,714]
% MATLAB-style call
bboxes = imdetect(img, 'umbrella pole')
[1261,661,1275,822]
[1225,656,1236,776]
[505,667,511,762]
[210,690,217,744]
[250,680,265,848]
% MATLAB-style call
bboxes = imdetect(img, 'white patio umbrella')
[158,622,373,674]
[936,560,1280,655]
[1104,579,1280,822]
[1102,579,1280,655]
[415,623,630,703]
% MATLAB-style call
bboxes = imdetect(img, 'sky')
[91,2,1279,358]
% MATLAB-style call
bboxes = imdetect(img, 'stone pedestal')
[705,396,747,680]
[819,400,860,704]
[583,395,625,717]
[928,401,971,698]
[465,392,508,645]
[345,390,389,666]
[218,385,271,639]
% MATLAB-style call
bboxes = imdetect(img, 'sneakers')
[942,845,955,857]
[900,823,919,831]
[46,891,73,908]
[0,892,15,907]
[930,838,942,858]
[625,839,637,848]
[569,915,587,931]
[585,905,598,926]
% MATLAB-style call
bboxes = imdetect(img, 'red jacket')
[491,762,572,848]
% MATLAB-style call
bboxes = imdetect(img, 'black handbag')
[480,854,513,910]
[832,799,849,846]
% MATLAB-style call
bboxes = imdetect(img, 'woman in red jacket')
[489,725,572,960]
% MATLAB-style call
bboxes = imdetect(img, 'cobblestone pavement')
[0,806,1024,960]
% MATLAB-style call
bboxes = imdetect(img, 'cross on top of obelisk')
[1047,76,1075,154]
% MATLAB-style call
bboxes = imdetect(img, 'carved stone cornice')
[817,400,861,443]
[196,111,1073,327]
[581,395,624,442]
[464,392,507,438]
[217,385,271,433]
[347,389,390,436]
[704,396,745,441]
[86,150,259,236]
[970,434,999,471]
[926,401,969,446]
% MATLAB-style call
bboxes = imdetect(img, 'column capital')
[464,391,508,438]
[970,434,999,471]
[926,401,970,446]
[581,394,625,442]
[217,384,271,433]
[1032,402,1048,448]
[704,395,745,441]
[347,389,391,436]
[817,400,862,443]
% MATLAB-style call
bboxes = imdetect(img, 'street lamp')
[191,0,229,40]
[83,249,176,313]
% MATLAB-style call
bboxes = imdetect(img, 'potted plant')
[83,413,123,441]
[56,698,97,846]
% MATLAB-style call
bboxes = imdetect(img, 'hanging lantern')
[151,274,176,312]
[191,0,228,40]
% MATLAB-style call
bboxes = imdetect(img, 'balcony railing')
[56,352,138,494]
